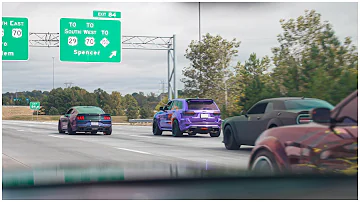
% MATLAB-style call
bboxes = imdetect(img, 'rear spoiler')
[186,99,214,102]
[77,113,111,116]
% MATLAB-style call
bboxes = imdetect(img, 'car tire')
[58,121,65,134]
[250,150,279,175]
[152,119,162,136]
[68,123,76,135]
[210,130,221,137]
[224,125,240,150]
[172,120,183,137]
[104,127,112,135]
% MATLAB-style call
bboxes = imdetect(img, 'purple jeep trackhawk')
[153,98,222,137]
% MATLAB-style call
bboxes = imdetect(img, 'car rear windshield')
[77,107,105,114]
[285,99,334,111]
[187,100,218,110]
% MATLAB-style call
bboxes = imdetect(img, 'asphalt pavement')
[2,120,253,171]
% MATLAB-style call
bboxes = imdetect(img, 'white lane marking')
[115,147,151,155]
[16,130,24,132]
[129,134,153,138]
[48,135,65,139]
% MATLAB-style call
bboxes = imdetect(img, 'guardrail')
[128,119,153,123]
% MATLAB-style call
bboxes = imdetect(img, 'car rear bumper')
[183,124,221,134]
[76,122,112,132]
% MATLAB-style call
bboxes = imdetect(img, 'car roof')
[259,97,322,103]
[72,106,104,114]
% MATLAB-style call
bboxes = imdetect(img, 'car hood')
[2,161,247,188]
[258,122,358,144]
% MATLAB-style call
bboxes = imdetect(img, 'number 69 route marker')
[59,18,121,63]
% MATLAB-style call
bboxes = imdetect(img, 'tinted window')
[164,101,173,110]
[177,101,183,109]
[171,101,179,110]
[187,100,218,110]
[285,99,334,111]
[66,109,73,114]
[265,102,274,113]
[77,107,105,114]
[248,103,268,114]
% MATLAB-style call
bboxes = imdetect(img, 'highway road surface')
[3,120,252,171]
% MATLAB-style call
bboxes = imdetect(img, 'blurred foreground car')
[58,106,112,135]
[2,162,357,199]
[222,97,334,149]
[153,98,222,137]
[249,90,358,175]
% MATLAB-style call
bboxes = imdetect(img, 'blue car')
[153,98,222,137]
[58,106,112,135]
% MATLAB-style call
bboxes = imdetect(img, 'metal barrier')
[128,119,153,123]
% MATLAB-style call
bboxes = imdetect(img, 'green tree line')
[2,87,170,120]
[182,9,358,118]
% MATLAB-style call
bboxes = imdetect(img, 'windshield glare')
[285,99,335,111]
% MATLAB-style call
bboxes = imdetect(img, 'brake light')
[77,115,85,120]
[104,116,111,120]
[298,116,311,124]
[213,112,221,116]
[183,111,196,116]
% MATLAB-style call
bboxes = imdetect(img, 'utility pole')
[160,80,166,94]
[52,57,55,90]
[199,2,202,96]
[199,2,201,42]
[64,82,74,88]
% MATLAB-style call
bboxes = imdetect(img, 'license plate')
[92,128,98,130]
[91,122,99,126]
[200,114,209,119]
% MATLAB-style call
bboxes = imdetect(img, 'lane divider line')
[48,135,65,139]
[114,147,151,155]
[129,134,153,138]
[16,130,24,132]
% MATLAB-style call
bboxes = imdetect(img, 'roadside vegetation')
[2,10,357,120]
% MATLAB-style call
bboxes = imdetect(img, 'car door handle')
[277,112,281,116]
[257,117,260,120]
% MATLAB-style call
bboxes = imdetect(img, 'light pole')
[52,57,55,90]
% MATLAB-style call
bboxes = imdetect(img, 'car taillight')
[104,116,111,120]
[77,115,85,120]
[183,111,195,116]
[297,115,311,124]
[213,112,221,116]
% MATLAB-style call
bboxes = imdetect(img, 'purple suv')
[152,99,222,137]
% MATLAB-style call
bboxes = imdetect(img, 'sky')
[2,2,358,95]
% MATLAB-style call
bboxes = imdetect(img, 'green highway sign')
[30,102,40,110]
[2,17,29,61]
[59,18,121,63]
[93,10,121,19]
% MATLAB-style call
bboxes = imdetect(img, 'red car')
[249,90,358,175]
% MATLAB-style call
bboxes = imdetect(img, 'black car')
[222,97,334,150]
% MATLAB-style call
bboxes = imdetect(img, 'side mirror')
[159,107,164,111]
[311,108,331,123]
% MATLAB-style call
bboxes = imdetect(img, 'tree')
[271,9,358,103]
[140,104,153,119]
[124,94,139,120]
[48,107,59,115]
[182,33,241,108]
[109,91,124,116]
[155,96,168,111]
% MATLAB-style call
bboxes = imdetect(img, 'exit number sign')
[93,11,121,19]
